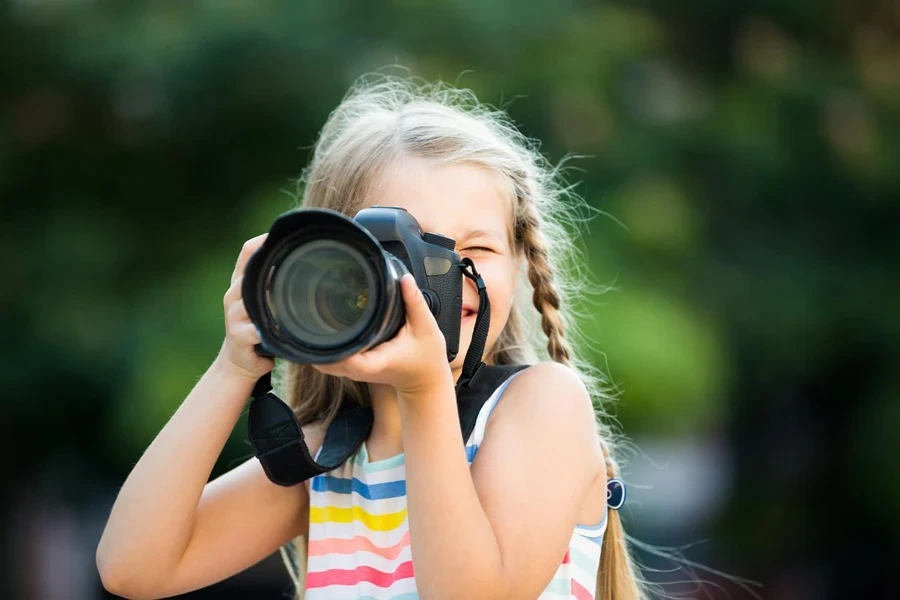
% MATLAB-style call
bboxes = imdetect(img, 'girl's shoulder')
[477,361,604,471]
[467,362,608,592]
[489,361,595,427]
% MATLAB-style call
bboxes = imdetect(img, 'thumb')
[400,273,435,332]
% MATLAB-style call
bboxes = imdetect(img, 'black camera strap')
[456,257,490,388]
[247,258,523,487]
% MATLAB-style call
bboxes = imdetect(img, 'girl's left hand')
[312,273,453,398]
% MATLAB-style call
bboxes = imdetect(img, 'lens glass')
[268,239,377,348]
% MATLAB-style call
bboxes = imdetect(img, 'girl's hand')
[215,233,276,382]
[313,273,453,397]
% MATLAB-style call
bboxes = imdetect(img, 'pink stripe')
[308,530,411,561]
[306,560,415,589]
[562,549,570,564]
[572,579,593,600]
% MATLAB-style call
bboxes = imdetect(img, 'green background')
[2,1,898,599]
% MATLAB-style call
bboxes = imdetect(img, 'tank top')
[304,371,607,599]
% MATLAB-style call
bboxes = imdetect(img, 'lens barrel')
[242,209,407,364]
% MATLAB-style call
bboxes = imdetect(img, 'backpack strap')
[456,364,528,441]
[249,256,519,486]
[248,364,528,486]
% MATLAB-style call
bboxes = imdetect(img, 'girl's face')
[369,156,521,375]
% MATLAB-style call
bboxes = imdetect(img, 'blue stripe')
[575,509,607,546]
[575,526,605,545]
[357,594,419,600]
[466,444,478,462]
[576,509,608,532]
[314,443,481,498]
[311,475,406,500]
[578,531,605,546]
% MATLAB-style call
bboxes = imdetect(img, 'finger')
[231,233,269,285]
[313,353,354,375]
[345,349,387,379]
[226,295,250,324]
[355,325,406,366]
[400,273,434,332]
[231,321,263,346]
[224,274,244,306]
[312,363,345,378]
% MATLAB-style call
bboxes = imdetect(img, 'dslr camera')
[242,206,465,364]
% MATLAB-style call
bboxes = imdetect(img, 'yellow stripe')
[310,505,408,531]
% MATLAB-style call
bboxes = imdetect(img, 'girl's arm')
[398,361,604,599]
[96,357,323,599]
[312,276,603,597]
[97,233,316,598]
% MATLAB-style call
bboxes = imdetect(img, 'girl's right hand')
[216,233,275,382]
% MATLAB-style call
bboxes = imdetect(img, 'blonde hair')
[275,73,648,600]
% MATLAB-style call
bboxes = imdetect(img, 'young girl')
[97,75,646,599]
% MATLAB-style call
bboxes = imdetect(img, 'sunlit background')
[3,1,898,599]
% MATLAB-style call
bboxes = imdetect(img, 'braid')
[598,435,619,479]
[517,199,574,366]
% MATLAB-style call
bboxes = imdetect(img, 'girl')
[97,75,646,599]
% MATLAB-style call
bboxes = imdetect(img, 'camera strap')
[247,258,524,487]
[456,257,490,388]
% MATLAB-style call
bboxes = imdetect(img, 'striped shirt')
[304,371,607,599]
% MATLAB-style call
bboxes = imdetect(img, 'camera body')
[355,206,463,357]
[242,206,463,364]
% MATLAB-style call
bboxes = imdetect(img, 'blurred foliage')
[3,0,899,598]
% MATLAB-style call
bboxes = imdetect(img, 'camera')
[241,206,464,364]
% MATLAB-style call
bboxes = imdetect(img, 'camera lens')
[242,207,459,364]
[268,239,377,348]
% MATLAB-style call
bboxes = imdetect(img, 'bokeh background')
[3,1,898,599]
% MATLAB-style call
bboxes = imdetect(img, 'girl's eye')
[463,246,493,253]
